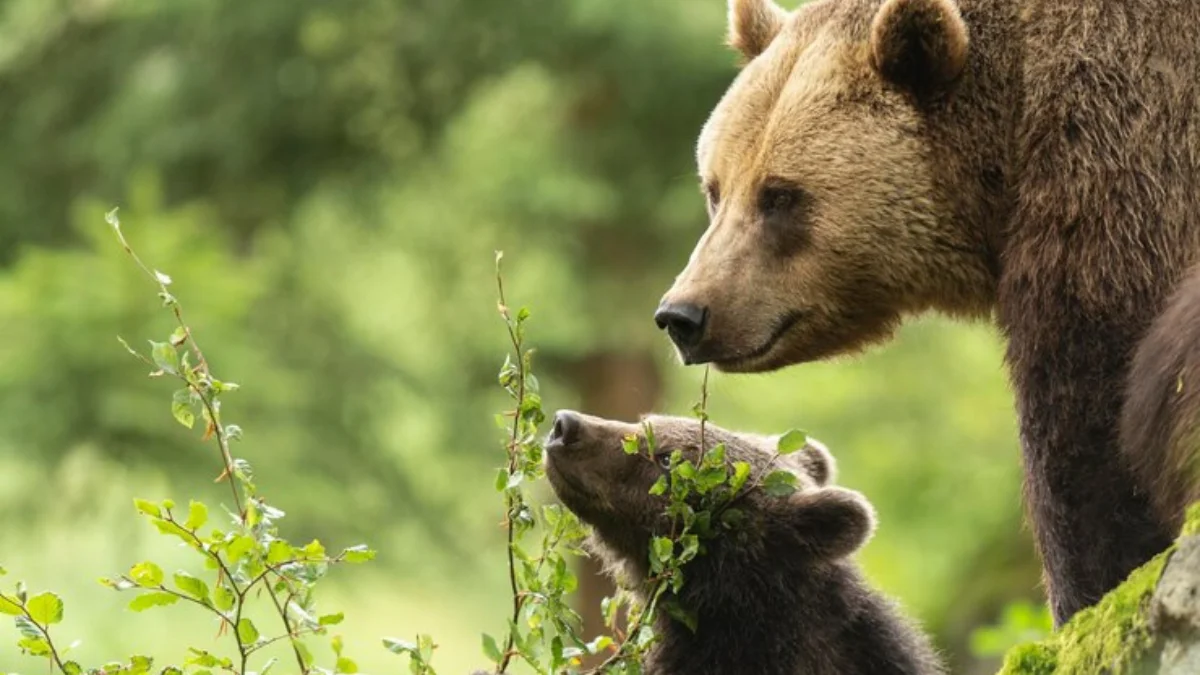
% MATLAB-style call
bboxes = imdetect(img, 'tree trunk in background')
[566,350,663,666]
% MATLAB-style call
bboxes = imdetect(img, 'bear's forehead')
[696,1,881,182]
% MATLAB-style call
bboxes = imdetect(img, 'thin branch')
[495,256,527,674]
[19,611,69,674]
[108,214,244,517]
[261,580,309,675]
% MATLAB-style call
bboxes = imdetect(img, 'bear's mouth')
[710,309,807,370]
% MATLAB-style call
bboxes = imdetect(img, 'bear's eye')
[656,453,673,470]
[758,185,805,216]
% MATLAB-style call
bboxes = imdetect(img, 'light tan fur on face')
[660,0,994,372]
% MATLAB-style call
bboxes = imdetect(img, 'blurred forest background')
[0,0,1042,672]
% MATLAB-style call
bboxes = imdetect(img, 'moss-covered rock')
[998,503,1200,675]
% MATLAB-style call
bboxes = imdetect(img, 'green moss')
[1181,501,1200,537]
[999,502,1200,674]
[997,549,1170,675]
[996,500,1200,674]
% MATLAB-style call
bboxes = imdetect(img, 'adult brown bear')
[653,0,1200,624]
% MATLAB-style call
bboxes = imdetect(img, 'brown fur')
[1123,266,1200,530]
[729,0,790,61]
[657,0,1200,623]
[544,412,944,675]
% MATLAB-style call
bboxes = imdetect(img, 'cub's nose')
[548,410,582,448]
[653,302,708,350]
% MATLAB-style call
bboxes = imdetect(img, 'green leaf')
[651,537,673,565]
[494,468,508,492]
[14,614,39,638]
[621,434,640,455]
[336,657,358,674]
[212,584,235,612]
[383,637,418,654]
[130,562,164,588]
[776,429,809,455]
[62,661,82,675]
[643,421,657,452]
[224,534,255,563]
[100,575,136,591]
[17,636,52,656]
[0,593,22,615]
[128,592,178,612]
[184,501,208,530]
[267,540,293,564]
[481,633,503,662]
[171,389,195,429]
[129,655,153,674]
[341,545,375,563]
[674,460,696,480]
[586,635,614,655]
[134,499,162,518]
[26,592,63,625]
[150,341,179,375]
[319,612,345,626]
[173,572,209,603]
[649,475,668,496]
[169,326,188,346]
[729,462,752,493]
[301,539,326,560]
[236,618,259,644]
[761,470,799,497]
[703,443,726,467]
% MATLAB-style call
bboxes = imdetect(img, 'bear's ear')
[869,0,969,96]
[779,437,837,486]
[782,487,876,559]
[728,0,788,62]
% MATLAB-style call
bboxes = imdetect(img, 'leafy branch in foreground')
[3,209,375,675]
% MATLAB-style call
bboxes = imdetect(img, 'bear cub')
[544,410,943,675]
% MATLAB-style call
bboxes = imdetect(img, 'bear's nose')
[654,302,708,350]
[548,410,582,448]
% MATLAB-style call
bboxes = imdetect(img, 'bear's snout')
[653,301,708,357]
[546,409,583,450]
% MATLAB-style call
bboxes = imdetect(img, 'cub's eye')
[656,453,673,470]
[758,184,806,216]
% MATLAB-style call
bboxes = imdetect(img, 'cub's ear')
[728,0,788,62]
[782,487,876,559]
[779,437,837,486]
[869,0,969,96]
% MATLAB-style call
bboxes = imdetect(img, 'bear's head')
[655,0,998,371]
[543,410,876,584]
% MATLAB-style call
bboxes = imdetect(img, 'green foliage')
[6,228,808,675]
[4,215,373,675]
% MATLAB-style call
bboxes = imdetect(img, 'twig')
[495,254,526,674]
[107,210,244,518]
[19,611,69,674]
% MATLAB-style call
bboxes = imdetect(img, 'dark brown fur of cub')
[544,411,944,675]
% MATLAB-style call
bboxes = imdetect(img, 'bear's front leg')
[1001,283,1174,624]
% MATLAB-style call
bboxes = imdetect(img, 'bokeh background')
[0,0,1044,672]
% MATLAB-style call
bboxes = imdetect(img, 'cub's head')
[544,410,876,582]
[655,0,996,372]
